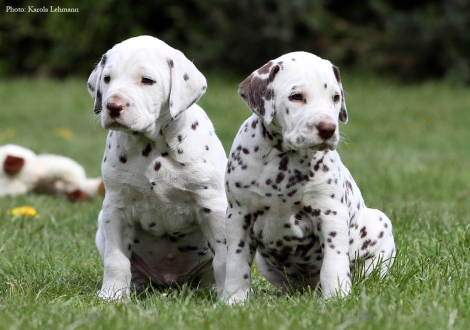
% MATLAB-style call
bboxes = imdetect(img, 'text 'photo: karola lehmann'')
[5,6,79,13]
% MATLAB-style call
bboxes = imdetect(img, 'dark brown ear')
[238,61,280,125]
[333,66,348,123]
[3,155,25,174]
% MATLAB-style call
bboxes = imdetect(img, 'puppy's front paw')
[97,286,130,301]
[221,290,249,306]
[321,280,351,300]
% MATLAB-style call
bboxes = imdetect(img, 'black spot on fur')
[243,214,252,230]
[183,73,189,81]
[274,139,283,152]
[87,82,95,93]
[279,157,289,171]
[101,54,107,67]
[119,155,127,163]
[275,172,285,184]
[142,144,152,157]
[287,189,297,197]
[333,66,341,83]
[360,226,368,238]
[154,162,162,171]
[94,90,102,114]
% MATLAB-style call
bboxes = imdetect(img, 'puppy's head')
[87,36,207,135]
[239,51,348,151]
[0,144,38,195]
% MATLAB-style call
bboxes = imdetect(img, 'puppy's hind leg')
[355,208,396,278]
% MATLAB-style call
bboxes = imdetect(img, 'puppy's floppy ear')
[238,61,280,125]
[3,155,25,174]
[167,50,207,119]
[333,65,348,123]
[87,53,106,115]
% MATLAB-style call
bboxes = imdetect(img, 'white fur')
[87,36,227,300]
[223,52,395,304]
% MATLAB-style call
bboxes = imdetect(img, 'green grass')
[1,73,469,329]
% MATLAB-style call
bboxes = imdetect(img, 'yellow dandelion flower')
[55,128,73,140]
[10,206,39,217]
[0,128,17,142]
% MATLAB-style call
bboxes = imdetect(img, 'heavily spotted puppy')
[87,36,227,299]
[223,52,395,304]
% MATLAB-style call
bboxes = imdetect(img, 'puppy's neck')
[160,111,190,143]
[259,118,329,164]
[129,109,185,142]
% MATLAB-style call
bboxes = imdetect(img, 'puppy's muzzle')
[107,102,124,119]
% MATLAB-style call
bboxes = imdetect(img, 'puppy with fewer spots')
[0,144,104,201]
[223,52,395,304]
[87,36,227,299]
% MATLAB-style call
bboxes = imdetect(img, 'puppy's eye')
[289,93,303,101]
[142,78,156,85]
[333,94,340,103]
[103,76,110,84]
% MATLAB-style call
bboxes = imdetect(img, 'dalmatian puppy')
[223,51,395,304]
[0,144,104,201]
[87,36,227,299]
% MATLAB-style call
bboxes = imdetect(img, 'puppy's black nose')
[317,122,336,140]
[106,102,123,118]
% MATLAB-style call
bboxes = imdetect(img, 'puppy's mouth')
[289,135,337,151]
[103,120,141,135]
[104,120,128,130]
[312,142,336,151]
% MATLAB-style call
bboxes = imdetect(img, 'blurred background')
[1,0,469,83]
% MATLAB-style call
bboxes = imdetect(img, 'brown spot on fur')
[333,66,341,83]
[67,189,87,202]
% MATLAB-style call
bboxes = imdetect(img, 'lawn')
[0,73,469,329]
